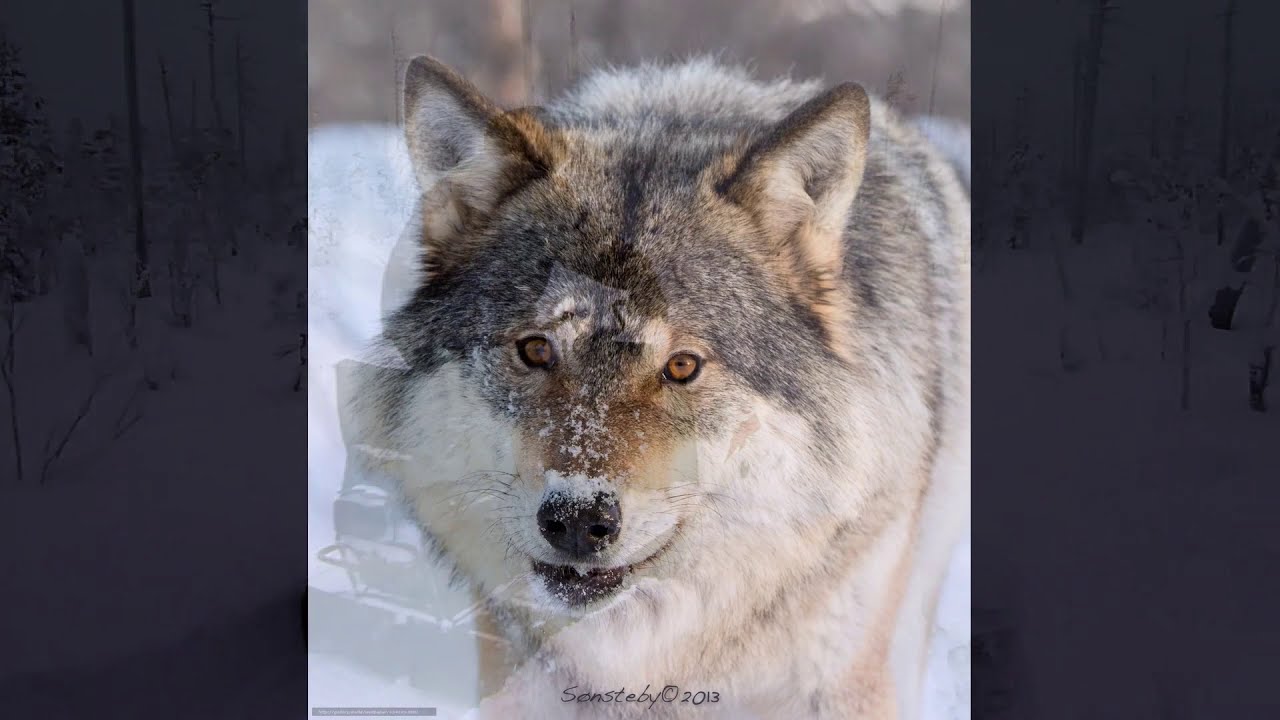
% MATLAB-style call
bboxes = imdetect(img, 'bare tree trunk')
[1069,38,1081,185]
[522,0,535,103]
[1011,88,1031,249]
[1070,0,1112,245]
[61,233,93,355]
[1217,0,1237,247]
[203,0,225,131]
[1173,42,1191,156]
[235,34,246,174]
[2,304,22,483]
[211,251,222,306]
[1181,317,1192,410]
[1149,73,1159,160]
[1053,232,1079,372]
[294,333,306,392]
[201,183,223,307]
[1249,346,1272,412]
[1266,256,1280,328]
[125,292,139,350]
[168,235,194,328]
[390,23,401,126]
[1177,234,1191,410]
[481,0,525,107]
[568,4,579,85]
[159,54,178,155]
[926,0,948,118]
[1252,258,1280,412]
[122,0,151,299]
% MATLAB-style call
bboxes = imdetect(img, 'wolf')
[342,55,970,718]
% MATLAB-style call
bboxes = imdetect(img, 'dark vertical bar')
[121,0,150,298]
[1217,0,1236,246]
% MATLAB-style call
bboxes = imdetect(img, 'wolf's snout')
[537,490,621,558]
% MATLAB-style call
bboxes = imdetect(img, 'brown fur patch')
[496,108,566,172]
[516,384,679,489]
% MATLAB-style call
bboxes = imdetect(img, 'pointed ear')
[718,83,871,314]
[402,56,562,279]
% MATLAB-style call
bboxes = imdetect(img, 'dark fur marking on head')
[619,149,658,246]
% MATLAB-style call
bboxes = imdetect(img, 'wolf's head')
[367,56,883,617]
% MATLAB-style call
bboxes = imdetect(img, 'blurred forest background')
[2,0,306,489]
[1,1,306,713]
[308,0,971,128]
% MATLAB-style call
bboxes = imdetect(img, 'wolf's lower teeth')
[533,560,627,606]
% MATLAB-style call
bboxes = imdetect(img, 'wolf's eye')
[518,336,556,369]
[663,353,701,383]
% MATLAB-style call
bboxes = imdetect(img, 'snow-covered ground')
[970,225,1280,718]
[0,223,305,702]
[307,123,972,718]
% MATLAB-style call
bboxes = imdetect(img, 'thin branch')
[111,385,145,441]
[48,379,146,480]
[40,372,109,484]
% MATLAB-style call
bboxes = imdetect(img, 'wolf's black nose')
[537,491,621,557]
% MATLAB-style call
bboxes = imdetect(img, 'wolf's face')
[376,57,874,615]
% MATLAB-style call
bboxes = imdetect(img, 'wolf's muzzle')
[537,490,621,559]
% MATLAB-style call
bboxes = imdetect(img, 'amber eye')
[517,336,556,369]
[663,353,702,383]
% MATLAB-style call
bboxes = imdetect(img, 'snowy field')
[970,226,1280,718]
[0,210,306,710]
[307,123,972,718]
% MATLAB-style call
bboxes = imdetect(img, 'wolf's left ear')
[718,82,871,302]
[403,56,562,279]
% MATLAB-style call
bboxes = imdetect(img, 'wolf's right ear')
[718,82,871,254]
[403,56,562,279]
[716,83,871,352]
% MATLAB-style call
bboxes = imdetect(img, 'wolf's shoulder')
[546,56,825,128]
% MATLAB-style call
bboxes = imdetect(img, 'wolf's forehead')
[555,131,727,201]
[535,265,627,314]
[564,123,742,161]
[532,266,671,345]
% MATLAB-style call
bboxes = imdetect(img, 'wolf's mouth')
[531,528,678,608]
[531,560,629,607]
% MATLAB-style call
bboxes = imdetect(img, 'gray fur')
[345,55,970,719]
